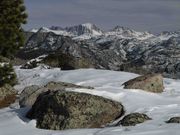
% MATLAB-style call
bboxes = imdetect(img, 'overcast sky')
[24,0,180,33]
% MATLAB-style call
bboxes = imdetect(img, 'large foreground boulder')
[0,84,17,108]
[19,81,94,107]
[123,74,164,93]
[117,113,151,126]
[26,90,124,130]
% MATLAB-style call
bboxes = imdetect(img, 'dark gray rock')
[117,113,151,126]
[123,74,164,93]
[26,90,124,130]
[166,117,180,123]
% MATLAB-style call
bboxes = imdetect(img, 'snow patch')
[1,67,180,135]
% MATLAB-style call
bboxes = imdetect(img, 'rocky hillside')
[17,23,180,78]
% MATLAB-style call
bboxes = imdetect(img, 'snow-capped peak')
[35,27,74,37]
[50,26,64,31]
[112,26,133,32]
[65,23,103,36]
[81,23,95,29]
[29,28,39,33]
[38,27,51,33]
[106,26,154,40]
[158,31,180,40]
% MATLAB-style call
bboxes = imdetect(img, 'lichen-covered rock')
[123,74,164,93]
[118,113,151,126]
[0,84,17,108]
[19,81,94,107]
[26,90,124,130]
[166,117,180,123]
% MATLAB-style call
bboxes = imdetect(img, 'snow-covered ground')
[1,67,180,135]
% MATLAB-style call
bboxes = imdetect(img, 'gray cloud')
[24,0,180,33]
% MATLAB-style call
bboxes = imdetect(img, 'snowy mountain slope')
[21,24,180,78]
[0,67,180,135]
[37,27,74,37]
[158,31,180,40]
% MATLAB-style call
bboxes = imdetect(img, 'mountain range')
[17,23,180,79]
[29,23,156,40]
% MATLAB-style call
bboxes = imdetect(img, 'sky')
[24,0,180,33]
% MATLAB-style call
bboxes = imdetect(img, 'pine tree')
[0,0,27,86]
[0,62,17,86]
[0,0,27,58]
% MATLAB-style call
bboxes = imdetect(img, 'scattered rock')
[166,117,180,123]
[0,84,17,108]
[20,52,94,70]
[19,81,94,107]
[43,53,94,70]
[26,90,124,130]
[20,60,38,69]
[117,113,151,126]
[123,74,164,93]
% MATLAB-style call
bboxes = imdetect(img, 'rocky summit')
[16,23,180,79]
[26,90,124,130]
